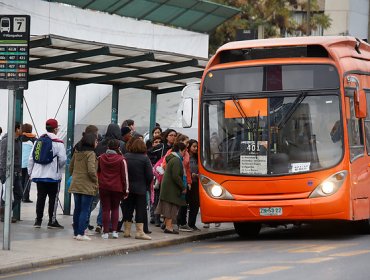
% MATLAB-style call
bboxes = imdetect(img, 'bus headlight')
[200,175,234,200]
[309,171,348,198]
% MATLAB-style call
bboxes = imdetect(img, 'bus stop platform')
[0,188,234,274]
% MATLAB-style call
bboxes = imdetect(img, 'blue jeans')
[96,204,102,226]
[73,193,94,236]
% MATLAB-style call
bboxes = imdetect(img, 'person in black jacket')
[122,137,153,240]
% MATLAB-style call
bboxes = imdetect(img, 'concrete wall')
[324,0,369,39]
[0,0,209,135]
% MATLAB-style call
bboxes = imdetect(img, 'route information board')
[0,15,30,90]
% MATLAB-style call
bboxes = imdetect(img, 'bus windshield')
[201,64,343,176]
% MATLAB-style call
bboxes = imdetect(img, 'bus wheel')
[234,222,261,238]
[357,219,370,234]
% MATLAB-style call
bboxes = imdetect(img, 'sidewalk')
[0,185,234,274]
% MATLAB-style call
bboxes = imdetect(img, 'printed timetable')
[0,15,30,90]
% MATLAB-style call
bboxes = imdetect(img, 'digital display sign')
[0,15,30,90]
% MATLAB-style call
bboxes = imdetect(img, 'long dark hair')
[162,128,177,145]
[187,139,198,158]
[78,133,97,152]
[107,139,122,155]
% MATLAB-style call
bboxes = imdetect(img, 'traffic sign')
[0,15,30,90]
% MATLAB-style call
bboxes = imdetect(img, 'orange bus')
[196,36,370,237]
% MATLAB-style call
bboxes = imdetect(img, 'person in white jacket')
[28,119,66,229]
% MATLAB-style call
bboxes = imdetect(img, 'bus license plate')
[259,207,283,216]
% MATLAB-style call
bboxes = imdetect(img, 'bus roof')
[209,36,370,72]
[218,36,369,53]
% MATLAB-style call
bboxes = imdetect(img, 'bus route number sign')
[0,15,30,90]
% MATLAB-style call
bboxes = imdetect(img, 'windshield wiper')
[277,91,308,130]
[231,96,254,131]
[254,110,260,158]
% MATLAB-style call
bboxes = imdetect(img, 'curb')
[0,229,235,275]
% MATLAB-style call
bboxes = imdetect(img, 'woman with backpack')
[69,133,98,241]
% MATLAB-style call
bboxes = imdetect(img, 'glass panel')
[365,92,370,154]
[347,93,364,160]
[202,94,343,175]
[203,64,339,94]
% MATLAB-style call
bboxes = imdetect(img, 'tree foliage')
[209,0,332,55]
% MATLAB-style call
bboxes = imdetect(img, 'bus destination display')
[0,15,30,90]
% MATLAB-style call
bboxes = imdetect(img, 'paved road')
[2,222,370,280]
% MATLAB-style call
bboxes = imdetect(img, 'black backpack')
[32,135,55,164]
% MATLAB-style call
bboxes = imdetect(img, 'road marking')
[241,266,292,275]
[116,262,180,266]
[210,276,245,280]
[296,257,334,263]
[198,245,225,249]
[285,243,357,253]
[329,250,370,257]
[0,265,69,279]
[288,245,339,253]
[153,252,178,256]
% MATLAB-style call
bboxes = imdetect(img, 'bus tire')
[234,222,261,238]
[357,219,370,234]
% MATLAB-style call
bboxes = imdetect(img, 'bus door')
[345,82,370,220]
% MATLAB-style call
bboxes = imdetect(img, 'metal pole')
[3,89,16,250]
[111,85,119,124]
[13,90,23,220]
[64,82,76,215]
[149,91,158,139]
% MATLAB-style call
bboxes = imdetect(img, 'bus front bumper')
[200,193,350,223]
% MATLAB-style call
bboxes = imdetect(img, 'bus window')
[346,89,364,161]
[365,91,370,154]
[202,94,343,175]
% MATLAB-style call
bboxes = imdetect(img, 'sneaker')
[95,225,102,233]
[190,225,201,231]
[112,231,119,239]
[85,229,95,236]
[164,228,179,234]
[178,224,193,232]
[87,225,94,231]
[76,235,91,241]
[101,233,109,239]
[47,220,64,229]
[215,223,221,227]
[203,223,210,228]
[33,219,42,228]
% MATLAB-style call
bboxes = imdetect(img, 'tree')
[209,0,332,55]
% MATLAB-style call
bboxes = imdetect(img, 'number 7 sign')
[13,17,26,32]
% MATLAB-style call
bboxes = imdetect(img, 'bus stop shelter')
[13,33,208,214]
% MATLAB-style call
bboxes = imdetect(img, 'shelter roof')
[29,34,207,93]
[44,0,240,34]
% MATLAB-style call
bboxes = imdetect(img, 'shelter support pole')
[111,85,119,124]
[64,82,76,215]
[13,90,23,221]
[3,90,16,250]
[149,91,158,139]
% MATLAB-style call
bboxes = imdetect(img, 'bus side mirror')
[182,97,193,128]
[354,89,367,118]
